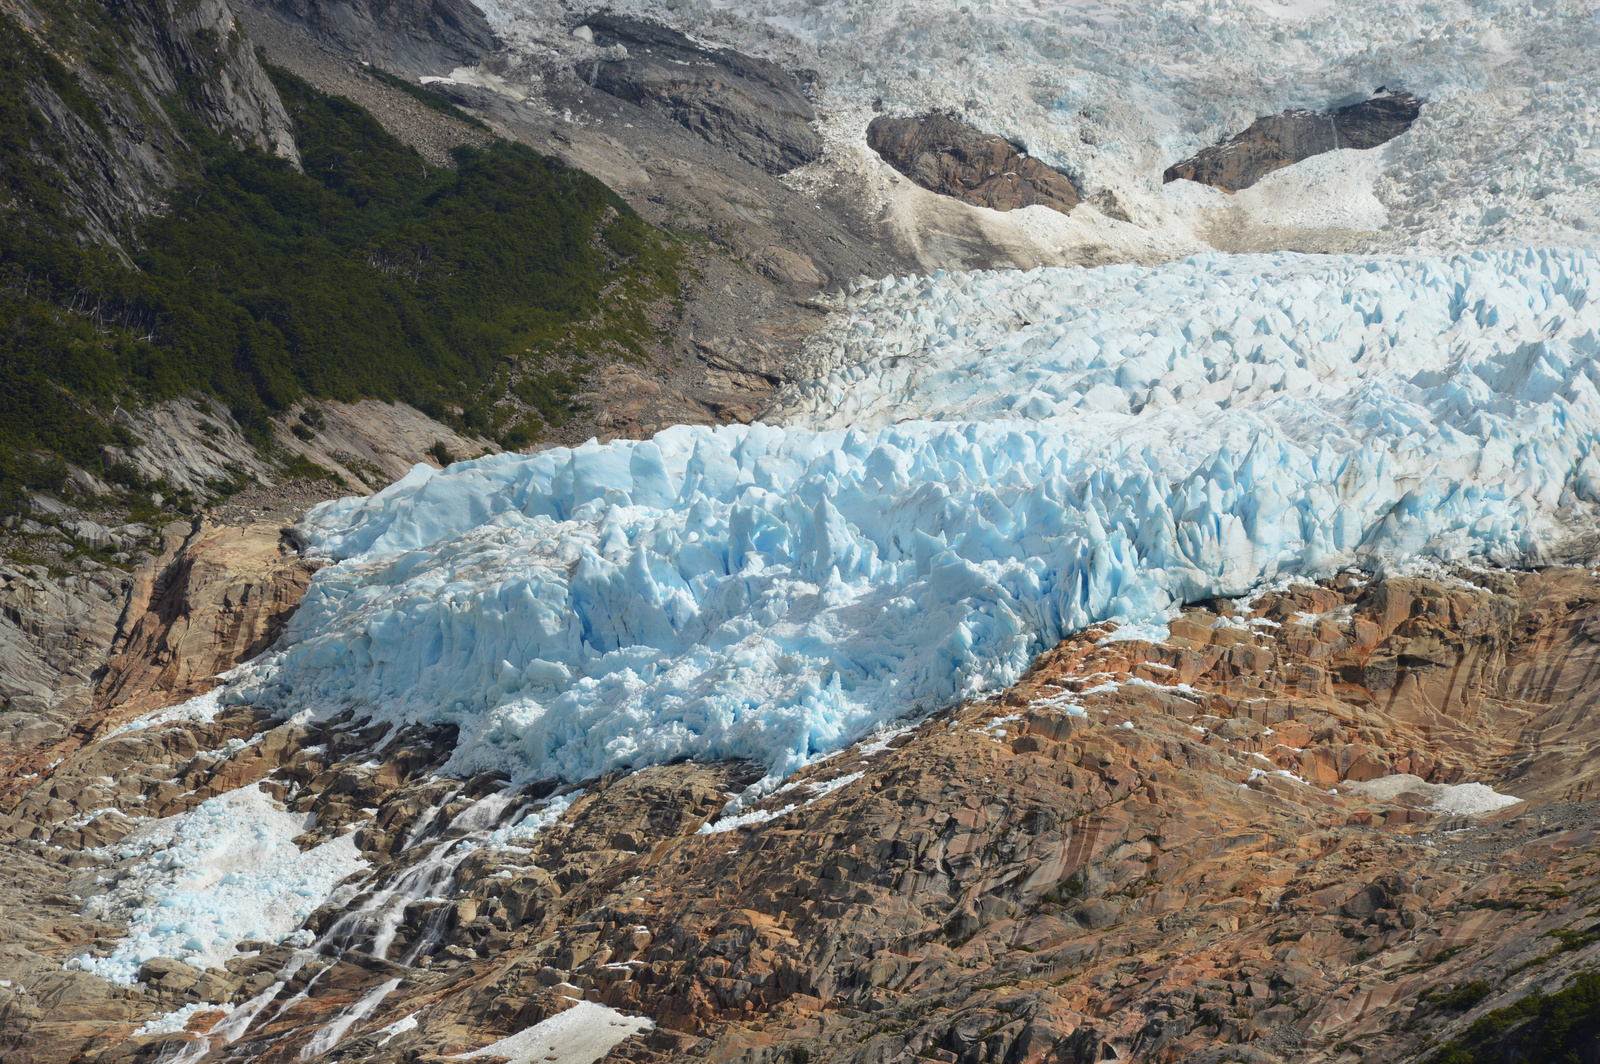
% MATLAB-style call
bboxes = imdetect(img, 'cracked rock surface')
[7,568,1600,1064]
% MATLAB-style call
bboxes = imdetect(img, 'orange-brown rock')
[94,521,317,727]
[8,568,1600,1064]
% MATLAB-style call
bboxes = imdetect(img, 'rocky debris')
[229,3,497,167]
[7,568,1600,1064]
[867,114,1081,214]
[1164,91,1422,191]
[234,0,497,76]
[577,15,821,175]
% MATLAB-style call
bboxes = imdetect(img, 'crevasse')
[218,249,1600,785]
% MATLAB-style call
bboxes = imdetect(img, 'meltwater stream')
[112,781,579,1061]
[281,785,578,1058]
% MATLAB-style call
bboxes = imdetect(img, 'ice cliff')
[217,248,1600,786]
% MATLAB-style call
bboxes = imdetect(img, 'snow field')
[205,248,1600,795]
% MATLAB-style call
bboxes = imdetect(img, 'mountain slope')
[4,0,1600,1063]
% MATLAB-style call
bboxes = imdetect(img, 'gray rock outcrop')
[867,112,1080,214]
[235,0,498,76]
[1164,90,1422,191]
[577,15,820,175]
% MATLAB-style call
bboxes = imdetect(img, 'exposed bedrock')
[866,113,1082,214]
[576,15,821,175]
[10,569,1600,1064]
[6,0,298,251]
[1164,90,1422,191]
[236,0,497,75]
[93,520,318,725]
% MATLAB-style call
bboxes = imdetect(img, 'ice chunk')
[132,1001,236,1038]
[70,786,367,984]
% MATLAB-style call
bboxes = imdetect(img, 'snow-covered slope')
[470,0,1600,255]
[213,248,1600,789]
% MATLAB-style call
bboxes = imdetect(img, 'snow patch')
[107,689,226,738]
[1341,773,1523,815]
[132,1001,234,1038]
[697,803,799,834]
[455,1000,654,1064]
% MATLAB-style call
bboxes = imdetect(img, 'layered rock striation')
[578,15,821,175]
[235,0,497,76]
[4,0,299,250]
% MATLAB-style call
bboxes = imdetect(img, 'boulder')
[1164,90,1422,191]
[866,113,1080,214]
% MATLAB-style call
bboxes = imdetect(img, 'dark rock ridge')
[867,113,1081,214]
[578,15,820,175]
[236,0,497,76]
[1163,90,1421,192]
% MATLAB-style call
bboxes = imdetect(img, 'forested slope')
[0,0,681,519]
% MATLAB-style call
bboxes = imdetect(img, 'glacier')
[209,248,1600,789]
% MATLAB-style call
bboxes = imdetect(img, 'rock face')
[1164,91,1421,191]
[578,15,821,175]
[236,0,497,75]
[867,114,1081,214]
[93,521,318,724]
[0,563,137,745]
[8,568,1600,1064]
[0,511,319,810]
[6,0,298,250]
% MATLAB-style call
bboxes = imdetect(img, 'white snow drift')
[1342,773,1524,815]
[203,248,1600,790]
[456,1000,654,1064]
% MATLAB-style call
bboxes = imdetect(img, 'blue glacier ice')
[217,249,1600,787]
